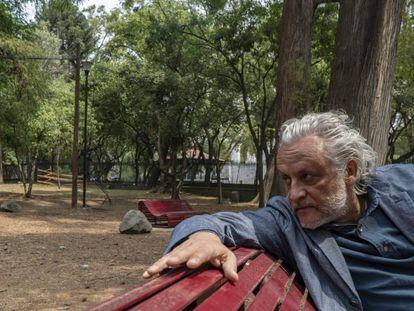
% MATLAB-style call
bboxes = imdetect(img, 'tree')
[261,0,317,199]
[0,22,73,197]
[387,0,414,163]
[264,0,405,199]
[36,0,97,207]
[327,0,404,165]
[179,0,280,206]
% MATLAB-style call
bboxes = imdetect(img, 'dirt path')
[0,184,254,310]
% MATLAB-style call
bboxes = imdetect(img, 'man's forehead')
[276,136,328,168]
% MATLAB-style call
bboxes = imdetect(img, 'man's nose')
[288,181,306,204]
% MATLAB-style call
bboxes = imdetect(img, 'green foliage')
[311,3,339,111]
[388,0,414,163]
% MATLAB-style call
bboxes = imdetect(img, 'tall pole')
[82,69,89,208]
[71,45,81,208]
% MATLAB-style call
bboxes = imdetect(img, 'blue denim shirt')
[165,165,414,310]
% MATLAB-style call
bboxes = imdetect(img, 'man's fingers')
[143,242,209,278]
[142,232,231,279]
[142,257,170,278]
[210,258,222,267]
[221,251,239,282]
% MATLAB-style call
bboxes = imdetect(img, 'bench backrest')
[138,199,194,216]
[90,247,315,311]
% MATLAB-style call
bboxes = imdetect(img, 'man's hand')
[142,231,239,282]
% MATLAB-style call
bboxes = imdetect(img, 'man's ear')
[345,159,358,185]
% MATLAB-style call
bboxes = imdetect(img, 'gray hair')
[278,111,378,195]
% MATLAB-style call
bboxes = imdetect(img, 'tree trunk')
[256,148,265,207]
[15,151,27,195]
[71,45,81,208]
[25,149,39,198]
[262,0,316,201]
[204,161,212,184]
[171,150,179,199]
[327,0,404,164]
[0,144,3,184]
[216,163,223,204]
[134,140,140,185]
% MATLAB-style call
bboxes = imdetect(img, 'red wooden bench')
[89,247,316,311]
[138,199,208,228]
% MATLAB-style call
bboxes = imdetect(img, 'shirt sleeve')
[164,196,296,265]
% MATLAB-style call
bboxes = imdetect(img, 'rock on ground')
[0,201,23,213]
[119,210,152,234]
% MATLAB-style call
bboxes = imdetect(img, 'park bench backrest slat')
[89,248,261,311]
[280,287,314,311]
[137,199,208,228]
[139,199,193,216]
[194,253,276,311]
[245,262,287,311]
[128,268,225,311]
[89,267,192,311]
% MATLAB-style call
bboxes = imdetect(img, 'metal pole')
[82,70,89,208]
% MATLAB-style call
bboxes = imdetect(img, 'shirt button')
[350,299,359,307]
[383,245,389,252]
[357,224,363,233]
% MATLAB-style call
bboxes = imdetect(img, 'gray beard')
[301,179,350,229]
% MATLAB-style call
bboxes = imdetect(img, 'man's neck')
[337,192,366,224]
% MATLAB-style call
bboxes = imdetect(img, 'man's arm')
[143,196,294,281]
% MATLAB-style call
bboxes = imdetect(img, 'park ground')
[0,183,254,311]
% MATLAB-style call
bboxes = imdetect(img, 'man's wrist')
[190,230,221,242]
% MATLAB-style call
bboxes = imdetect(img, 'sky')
[25,0,121,21]
[80,0,120,11]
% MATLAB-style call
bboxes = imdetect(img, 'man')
[143,112,414,310]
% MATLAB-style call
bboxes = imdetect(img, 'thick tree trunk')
[262,0,316,201]
[71,45,81,208]
[0,144,3,184]
[327,0,404,164]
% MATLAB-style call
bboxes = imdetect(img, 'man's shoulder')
[266,195,291,211]
[264,195,298,222]
[374,164,414,179]
[371,164,414,193]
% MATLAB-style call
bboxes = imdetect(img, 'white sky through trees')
[25,0,120,21]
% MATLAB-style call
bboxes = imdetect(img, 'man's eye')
[302,174,315,182]
[282,176,291,186]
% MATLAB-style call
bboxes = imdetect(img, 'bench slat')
[89,248,260,311]
[128,267,224,311]
[89,267,193,311]
[127,248,261,311]
[280,287,315,311]
[138,200,207,228]
[194,253,275,311]
[246,264,288,311]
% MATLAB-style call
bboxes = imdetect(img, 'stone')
[119,210,152,234]
[0,201,22,213]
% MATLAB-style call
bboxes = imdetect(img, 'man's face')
[276,135,351,229]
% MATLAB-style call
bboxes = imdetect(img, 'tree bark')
[262,0,316,200]
[25,149,39,198]
[71,44,81,208]
[327,0,404,164]
[0,144,4,184]
[216,162,223,204]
